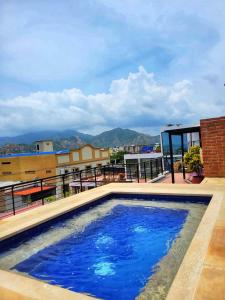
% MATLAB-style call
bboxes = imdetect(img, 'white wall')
[101,151,109,158]
[56,159,110,175]
[124,153,162,160]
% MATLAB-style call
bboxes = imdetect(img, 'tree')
[110,151,125,164]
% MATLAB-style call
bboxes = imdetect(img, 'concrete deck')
[155,172,187,184]
[0,182,224,300]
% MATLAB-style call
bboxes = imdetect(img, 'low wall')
[200,116,225,177]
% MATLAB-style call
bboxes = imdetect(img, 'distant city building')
[110,144,159,158]
[35,140,53,152]
[123,145,146,154]
[0,142,110,182]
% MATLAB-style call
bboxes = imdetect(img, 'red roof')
[14,186,55,196]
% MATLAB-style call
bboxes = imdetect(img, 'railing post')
[137,164,140,183]
[156,159,159,175]
[160,158,163,174]
[94,167,97,187]
[62,174,66,197]
[79,170,83,192]
[181,133,186,180]
[144,162,147,182]
[11,186,16,215]
[40,179,44,205]
[169,132,175,184]
[150,161,153,179]
[112,164,115,180]
[103,165,106,179]
[129,165,132,182]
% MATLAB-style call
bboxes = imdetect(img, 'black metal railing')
[0,158,163,218]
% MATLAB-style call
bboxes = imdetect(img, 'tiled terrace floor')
[156,173,188,184]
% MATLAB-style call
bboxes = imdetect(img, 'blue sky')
[0,0,225,136]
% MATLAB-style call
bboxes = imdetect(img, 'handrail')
[0,159,164,218]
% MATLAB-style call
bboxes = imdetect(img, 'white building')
[124,153,163,180]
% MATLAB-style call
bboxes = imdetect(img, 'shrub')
[184,146,203,175]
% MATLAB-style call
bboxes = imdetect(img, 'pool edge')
[0,182,224,300]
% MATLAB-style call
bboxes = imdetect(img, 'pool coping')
[0,182,225,300]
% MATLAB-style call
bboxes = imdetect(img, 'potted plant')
[183,146,204,184]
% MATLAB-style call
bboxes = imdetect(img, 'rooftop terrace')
[0,181,224,300]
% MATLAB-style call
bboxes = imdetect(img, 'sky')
[0,0,225,136]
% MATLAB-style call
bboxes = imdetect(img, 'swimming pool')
[0,193,211,300]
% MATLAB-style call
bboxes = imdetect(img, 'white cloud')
[0,1,108,83]
[0,66,223,136]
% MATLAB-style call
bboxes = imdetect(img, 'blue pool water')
[14,204,188,300]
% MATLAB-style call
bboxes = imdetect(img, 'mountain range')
[0,128,160,151]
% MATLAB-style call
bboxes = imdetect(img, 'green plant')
[110,151,125,164]
[183,146,203,175]
[155,145,161,153]
[45,195,56,202]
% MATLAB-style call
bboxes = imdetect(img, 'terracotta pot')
[191,175,204,184]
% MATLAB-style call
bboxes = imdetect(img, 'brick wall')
[200,116,225,177]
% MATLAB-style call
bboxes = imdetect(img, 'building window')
[73,152,79,161]
[25,171,36,174]
[57,155,70,164]
[81,146,92,160]
[46,170,52,174]
[2,171,12,175]
[1,162,11,164]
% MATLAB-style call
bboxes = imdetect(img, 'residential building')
[0,143,110,182]
[35,140,54,152]
[123,144,146,154]
[110,144,155,155]
[0,151,57,181]
[56,144,110,176]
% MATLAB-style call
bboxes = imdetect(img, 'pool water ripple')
[13,205,188,300]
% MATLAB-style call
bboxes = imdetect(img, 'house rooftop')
[0,150,69,159]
